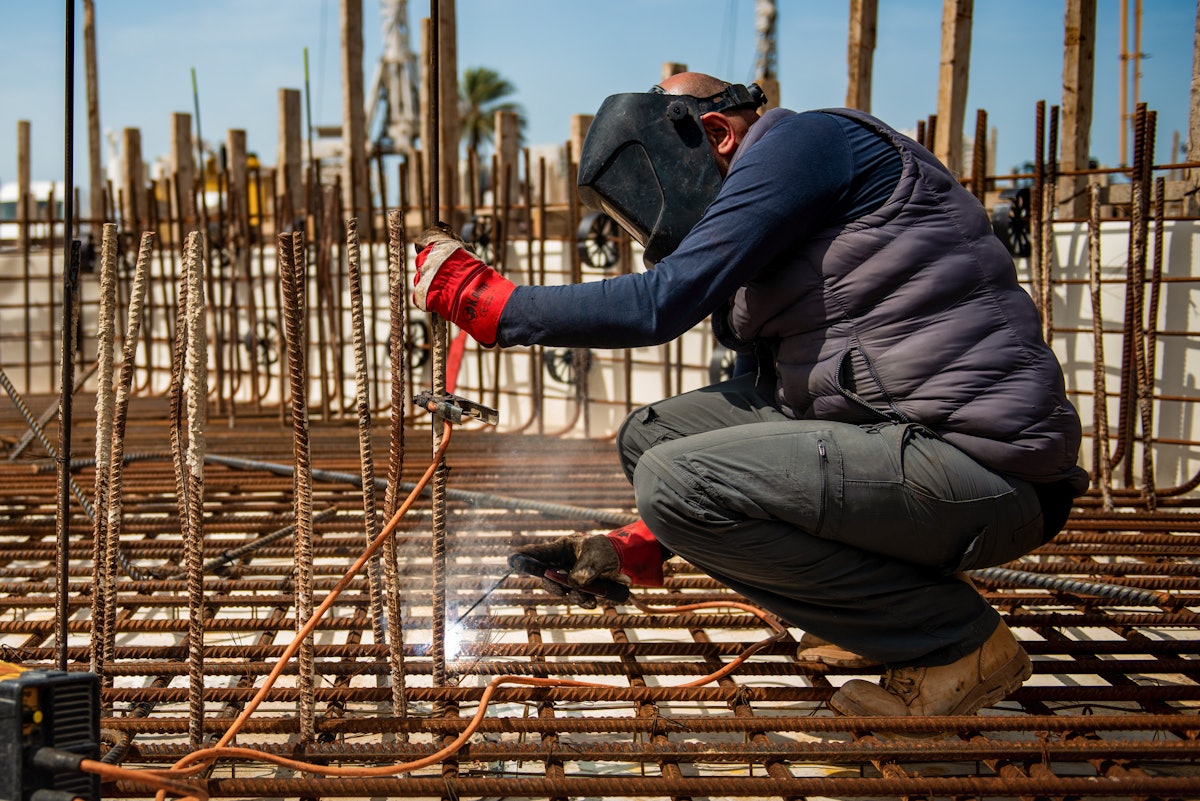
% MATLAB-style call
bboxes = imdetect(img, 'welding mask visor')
[577,92,724,265]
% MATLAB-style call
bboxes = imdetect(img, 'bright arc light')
[444,622,465,660]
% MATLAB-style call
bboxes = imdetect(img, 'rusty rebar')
[3,96,1200,798]
[384,207,409,720]
[280,229,317,741]
[110,773,1200,798]
[1041,104,1058,344]
[103,232,153,672]
[182,230,209,748]
[91,223,118,678]
[1087,183,1115,510]
[345,217,387,644]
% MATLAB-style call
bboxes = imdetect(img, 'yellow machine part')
[0,660,29,681]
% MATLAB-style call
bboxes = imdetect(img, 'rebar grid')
[2,402,1199,800]
[0,95,1194,799]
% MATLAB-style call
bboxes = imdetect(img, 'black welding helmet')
[577,83,766,265]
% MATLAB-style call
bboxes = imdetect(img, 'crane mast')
[755,0,777,81]
[367,0,419,155]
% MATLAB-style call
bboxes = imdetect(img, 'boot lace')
[881,667,923,701]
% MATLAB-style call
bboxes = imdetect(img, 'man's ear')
[700,113,738,157]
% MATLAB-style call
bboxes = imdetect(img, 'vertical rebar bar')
[1041,106,1059,344]
[1120,104,1151,489]
[104,232,153,675]
[428,0,449,691]
[280,230,317,741]
[1030,102,1045,319]
[90,224,118,679]
[1088,184,1115,512]
[346,217,387,644]
[1135,112,1158,508]
[55,239,81,672]
[22,191,33,390]
[384,208,409,722]
[182,230,208,748]
[315,186,337,420]
[55,0,79,674]
[1144,176,1166,505]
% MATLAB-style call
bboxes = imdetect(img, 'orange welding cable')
[162,600,789,781]
[79,759,206,801]
[634,598,789,686]
[157,419,454,791]
[137,415,791,796]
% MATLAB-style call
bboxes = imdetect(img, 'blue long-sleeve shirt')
[495,109,903,349]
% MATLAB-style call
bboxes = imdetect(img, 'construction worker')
[413,72,1088,720]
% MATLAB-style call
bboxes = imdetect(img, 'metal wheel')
[461,214,499,263]
[243,319,280,365]
[405,318,430,368]
[576,211,621,271]
[991,186,1031,258]
[545,348,592,384]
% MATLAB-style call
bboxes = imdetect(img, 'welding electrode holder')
[508,552,631,604]
[413,390,500,426]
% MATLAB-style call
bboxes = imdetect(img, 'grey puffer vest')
[723,108,1085,486]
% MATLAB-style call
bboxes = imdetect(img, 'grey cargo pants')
[619,375,1046,667]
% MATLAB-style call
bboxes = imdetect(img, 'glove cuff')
[424,248,515,346]
[605,520,666,587]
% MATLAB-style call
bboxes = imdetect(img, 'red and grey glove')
[413,226,515,347]
[512,520,667,608]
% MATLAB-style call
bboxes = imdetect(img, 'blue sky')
[1,0,1195,184]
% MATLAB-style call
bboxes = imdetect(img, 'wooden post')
[756,77,780,112]
[83,0,105,227]
[846,0,878,112]
[1060,0,1096,219]
[661,62,687,81]
[341,0,370,226]
[436,0,459,226]
[16,121,30,252]
[563,114,593,209]
[971,109,987,205]
[569,115,592,168]
[171,112,196,228]
[277,88,303,223]
[1188,0,1200,215]
[227,129,248,227]
[934,0,973,174]
[496,109,520,212]
[121,128,145,232]
[988,126,997,179]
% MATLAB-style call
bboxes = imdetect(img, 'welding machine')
[0,661,101,801]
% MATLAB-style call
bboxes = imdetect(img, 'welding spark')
[415,621,466,659]
[444,622,465,660]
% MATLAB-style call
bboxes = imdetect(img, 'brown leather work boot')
[795,632,882,669]
[827,621,1031,718]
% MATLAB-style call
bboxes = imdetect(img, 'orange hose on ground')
[79,417,789,800]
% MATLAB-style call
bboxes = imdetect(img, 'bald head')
[657,71,730,98]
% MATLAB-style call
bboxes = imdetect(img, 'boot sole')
[796,645,883,669]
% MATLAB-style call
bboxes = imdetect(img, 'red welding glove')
[413,225,515,347]
[513,520,667,608]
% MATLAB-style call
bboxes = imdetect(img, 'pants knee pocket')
[947,512,1045,573]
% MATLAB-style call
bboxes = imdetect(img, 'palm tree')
[459,66,525,178]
